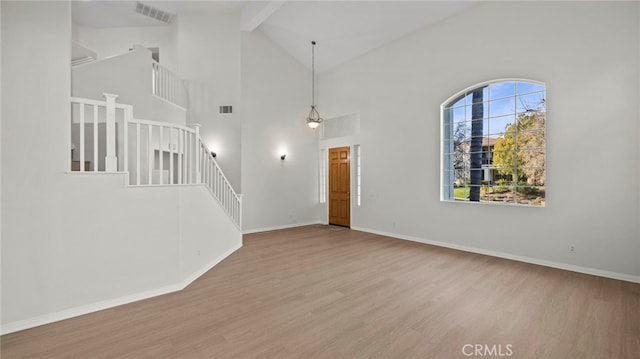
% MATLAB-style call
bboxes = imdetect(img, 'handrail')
[129,118,196,133]
[70,96,131,111]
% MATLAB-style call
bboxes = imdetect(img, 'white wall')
[177,13,242,191]
[241,30,321,232]
[0,2,3,322]
[320,1,640,280]
[1,1,241,333]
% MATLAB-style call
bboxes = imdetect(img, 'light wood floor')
[2,225,639,358]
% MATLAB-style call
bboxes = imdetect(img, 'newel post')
[192,123,202,184]
[103,93,119,172]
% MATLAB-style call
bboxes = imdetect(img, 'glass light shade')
[307,105,322,129]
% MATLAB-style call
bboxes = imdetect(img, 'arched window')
[441,79,546,206]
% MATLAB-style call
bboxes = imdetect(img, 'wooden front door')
[329,146,351,227]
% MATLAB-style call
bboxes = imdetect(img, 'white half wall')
[320,1,640,279]
[1,1,241,334]
[178,185,242,280]
[240,30,321,232]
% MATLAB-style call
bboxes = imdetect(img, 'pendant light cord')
[306,40,322,129]
[311,40,316,107]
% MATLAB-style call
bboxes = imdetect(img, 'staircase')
[70,95,241,228]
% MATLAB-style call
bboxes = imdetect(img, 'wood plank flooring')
[2,225,639,358]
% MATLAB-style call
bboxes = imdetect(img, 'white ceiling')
[72,0,481,73]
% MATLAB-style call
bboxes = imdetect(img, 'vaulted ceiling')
[72,1,481,73]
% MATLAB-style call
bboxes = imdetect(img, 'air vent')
[219,106,233,114]
[135,2,176,24]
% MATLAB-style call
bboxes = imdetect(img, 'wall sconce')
[280,154,287,160]
[210,151,217,158]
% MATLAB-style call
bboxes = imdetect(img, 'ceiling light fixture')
[306,41,323,129]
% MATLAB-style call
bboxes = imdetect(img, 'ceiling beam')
[240,1,286,32]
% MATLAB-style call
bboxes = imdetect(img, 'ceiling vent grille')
[219,106,233,114]
[135,2,176,24]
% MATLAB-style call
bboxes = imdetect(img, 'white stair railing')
[70,94,132,173]
[197,140,242,228]
[151,60,187,109]
[126,118,198,186]
[70,95,241,229]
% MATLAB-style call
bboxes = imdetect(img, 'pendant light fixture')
[306,40,323,129]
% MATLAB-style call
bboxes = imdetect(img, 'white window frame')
[319,148,327,203]
[441,78,546,206]
[354,144,362,207]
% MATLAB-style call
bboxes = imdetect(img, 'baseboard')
[0,243,242,335]
[180,242,242,288]
[243,221,322,234]
[351,226,640,284]
[0,284,184,336]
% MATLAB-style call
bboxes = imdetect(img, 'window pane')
[469,169,484,178]
[489,81,515,100]
[517,112,545,126]
[451,106,466,122]
[446,143,464,154]
[465,87,489,105]
[492,149,517,168]
[453,185,469,200]
[443,120,453,139]
[494,177,516,186]
[518,167,546,186]
[516,81,545,95]
[516,92,545,113]
[516,133,545,150]
[488,115,516,136]
[462,123,472,142]
[449,95,466,109]
[490,186,516,203]
[443,139,454,154]
[481,148,493,165]
[515,186,545,205]
[465,102,489,120]
[469,118,487,136]
[461,93,473,106]
[489,97,516,117]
